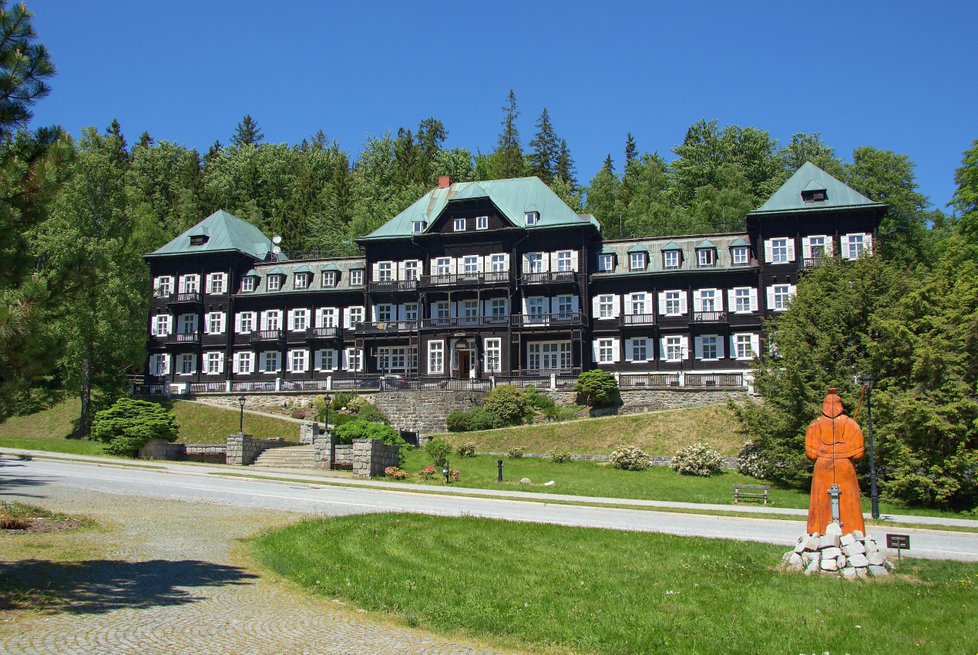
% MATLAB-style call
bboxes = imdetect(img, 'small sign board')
[886,534,910,550]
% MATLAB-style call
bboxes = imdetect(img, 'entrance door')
[458,350,470,379]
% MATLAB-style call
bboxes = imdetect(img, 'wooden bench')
[732,484,771,504]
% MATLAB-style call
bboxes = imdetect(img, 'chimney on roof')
[437,175,452,189]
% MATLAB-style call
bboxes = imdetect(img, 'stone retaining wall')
[351,439,401,479]
[138,439,185,460]
[226,434,289,466]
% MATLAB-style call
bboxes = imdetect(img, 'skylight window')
[801,189,828,203]
[524,211,539,226]
[189,235,209,246]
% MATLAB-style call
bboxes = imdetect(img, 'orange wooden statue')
[805,388,865,535]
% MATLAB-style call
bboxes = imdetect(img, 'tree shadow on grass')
[0,559,258,614]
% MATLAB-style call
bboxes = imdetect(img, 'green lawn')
[435,403,743,456]
[252,514,978,655]
[0,397,299,454]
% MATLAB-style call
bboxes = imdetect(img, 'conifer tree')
[0,0,55,138]
[231,114,264,147]
[555,138,577,189]
[528,108,559,183]
[492,90,525,179]
[585,155,621,235]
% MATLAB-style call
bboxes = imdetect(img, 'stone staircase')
[250,445,316,468]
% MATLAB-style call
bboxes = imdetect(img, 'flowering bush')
[448,468,460,482]
[418,465,438,480]
[384,466,408,480]
[610,445,651,471]
[671,442,724,477]
[736,440,768,479]
[455,442,477,458]
[507,446,525,459]
[548,449,572,464]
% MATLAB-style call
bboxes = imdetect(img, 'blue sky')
[29,1,977,211]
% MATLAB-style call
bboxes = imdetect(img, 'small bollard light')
[443,462,451,484]
[497,459,504,482]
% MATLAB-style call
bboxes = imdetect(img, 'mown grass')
[0,397,299,453]
[435,404,743,456]
[253,514,978,655]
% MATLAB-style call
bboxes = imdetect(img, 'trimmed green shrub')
[354,402,388,424]
[447,407,507,432]
[671,442,724,477]
[91,398,178,457]
[574,369,619,407]
[425,438,452,468]
[610,445,651,471]
[483,385,531,426]
[446,410,471,432]
[333,419,403,446]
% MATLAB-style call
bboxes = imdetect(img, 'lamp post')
[860,374,880,519]
[237,395,246,434]
[323,394,331,436]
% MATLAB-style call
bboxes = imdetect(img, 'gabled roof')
[359,177,596,240]
[750,162,885,215]
[146,210,273,259]
[728,237,750,247]
[695,239,716,249]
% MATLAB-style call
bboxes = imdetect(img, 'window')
[178,353,195,375]
[315,349,337,371]
[294,273,308,289]
[598,295,615,319]
[404,303,418,321]
[526,297,546,319]
[664,291,683,316]
[476,215,488,230]
[484,338,501,373]
[267,275,281,291]
[528,341,571,370]
[598,254,615,272]
[153,314,171,337]
[699,289,717,312]
[597,338,615,364]
[629,252,646,271]
[453,218,466,232]
[348,306,364,326]
[237,311,255,334]
[205,352,222,375]
[350,269,364,286]
[376,304,393,322]
[802,188,827,203]
[556,251,573,272]
[809,236,826,258]
[735,334,755,360]
[261,351,280,373]
[697,249,716,267]
[262,310,282,331]
[700,335,719,360]
[428,340,444,374]
[413,221,426,233]
[664,336,684,362]
[435,257,452,275]
[290,309,309,331]
[234,351,254,374]
[555,295,574,318]
[771,238,789,264]
[378,262,393,282]
[207,273,226,295]
[180,274,199,294]
[404,261,419,281]
[240,276,255,293]
[190,235,208,246]
[206,312,225,334]
[489,254,507,272]
[629,292,646,315]
[663,250,680,269]
[732,246,750,265]
[432,301,449,321]
[343,348,362,372]
[461,300,478,322]
[288,349,308,373]
[734,288,752,313]
[524,211,539,226]
[178,314,197,334]
[155,276,173,297]
[378,346,409,372]
[462,256,478,276]
[149,354,169,376]
[631,337,649,362]
[772,284,792,311]
[526,253,544,273]
[847,234,866,259]
[321,271,336,287]
[317,307,337,328]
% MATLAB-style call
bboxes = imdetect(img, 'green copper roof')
[320,263,340,271]
[360,177,596,240]
[266,266,285,276]
[751,162,885,215]
[695,239,716,249]
[661,241,682,250]
[627,243,649,253]
[146,210,273,259]
[729,237,750,247]
[244,269,260,277]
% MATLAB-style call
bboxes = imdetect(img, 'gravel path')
[0,484,511,655]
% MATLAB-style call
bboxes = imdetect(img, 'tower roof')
[750,162,885,216]
[146,210,273,260]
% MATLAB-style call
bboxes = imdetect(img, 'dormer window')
[322,271,337,287]
[413,221,426,233]
[697,249,716,268]
[801,188,828,203]
[524,211,539,226]
[241,276,256,293]
[598,254,615,272]
[350,269,364,286]
[189,234,209,246]
[663,250,680,270]
[267,275,281,291]
[294,274,308,289]
[731,246,750,265]
[453,218,466,232]
[629,252,646,271]
[476,215,488,230]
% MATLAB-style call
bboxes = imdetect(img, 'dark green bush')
[425,438,452,468]
[574,370,619,407]
[91,398,178,457]
[446,410,471,432]
[483,385,531,426]
[447,407,507,432]
[333,419,403,446]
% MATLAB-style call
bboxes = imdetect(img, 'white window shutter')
[611,295,620,319]
[727,289,736,311]
[659,337,667,360]
[840,235,851,260]
[571,296,579,313]
[218,313,225,333]
[717,337,725,359]
[730,335,738,358]
[232,354,240,374]
[288,310,296,331]
[260,312,268,331]
[150,318,159,337]
[658,292,667,316]
[217,355,225,375]
[764,239,773,263]
[825,235,834,256]
[610,338,620,363]
[865,233,874,255]
[502,253,510,271]
[204,313,213,335]
[679,336,689,359]
[234,313,242,334]
[786,239,796,262]
[801,237,812,260]
[571,250,579,272]
[750,334,761,357]
[766,286,775,309]
[591,295,600,317]
[396,261,406,281]
[521,254,531,273]
[694,336,703,359]
[692,290,703,313]
[679,293,688,315]
[162,354,171,374]
[713,288,724,311]
[624,338,633,362]
[788,284,798,299]
[314,308,322,329]
[749,288,759,312]
[591,340,600,364]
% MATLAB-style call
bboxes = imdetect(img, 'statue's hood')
[822,388,844,418]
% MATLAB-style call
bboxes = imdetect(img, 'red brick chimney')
[437,175,452,189]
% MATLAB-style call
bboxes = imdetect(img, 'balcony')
[420,316,509,330]
[692,311,728,323]
[511,311,582,328]
[250,329,283,343]
[354,320,418,335]
[368,279,418,293]
[621,313,656,326]
[521,271,577,286]
[419,272,510,289]
[802,256,833,269]
[309,326,342,340]
[166,332,200,345]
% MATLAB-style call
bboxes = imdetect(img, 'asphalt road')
[4,456,977,561]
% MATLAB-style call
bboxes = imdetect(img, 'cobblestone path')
[0,484,511,655]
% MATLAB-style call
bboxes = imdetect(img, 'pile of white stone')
[780,523,894,579]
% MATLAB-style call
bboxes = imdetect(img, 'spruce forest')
[1,3,976,511]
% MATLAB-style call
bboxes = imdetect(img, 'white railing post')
[225,380,231,393]
[679,371,686,387]
[326,375,333,391]
[275,377,281,392]
[550,373,557,391]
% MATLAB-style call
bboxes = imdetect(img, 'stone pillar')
[299,421,321,445]
[226,433,259,465]
[312,432,337,470]
[351,438,402,479]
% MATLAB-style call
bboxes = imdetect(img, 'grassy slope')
[436,404,742,456]
[0,398,299,453]
[253,514,978,655]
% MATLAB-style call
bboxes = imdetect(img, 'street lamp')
[860,374,880,519]
[323,394,331,436]
[237,395,246,434]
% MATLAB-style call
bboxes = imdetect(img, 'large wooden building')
[143,162,884,392]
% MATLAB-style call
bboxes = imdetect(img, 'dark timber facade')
[143,163,885,393]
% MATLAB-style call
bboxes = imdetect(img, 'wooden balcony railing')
[250,329,283,343]
[354,320,418,334]
[368,279,418,293]
[166,332,200,344]
[419,272,510,288]
[511,311,582,328]
[621,313,656,326]
[420,315,510,329]
[692,311,728,323]
[521,271,577,285]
